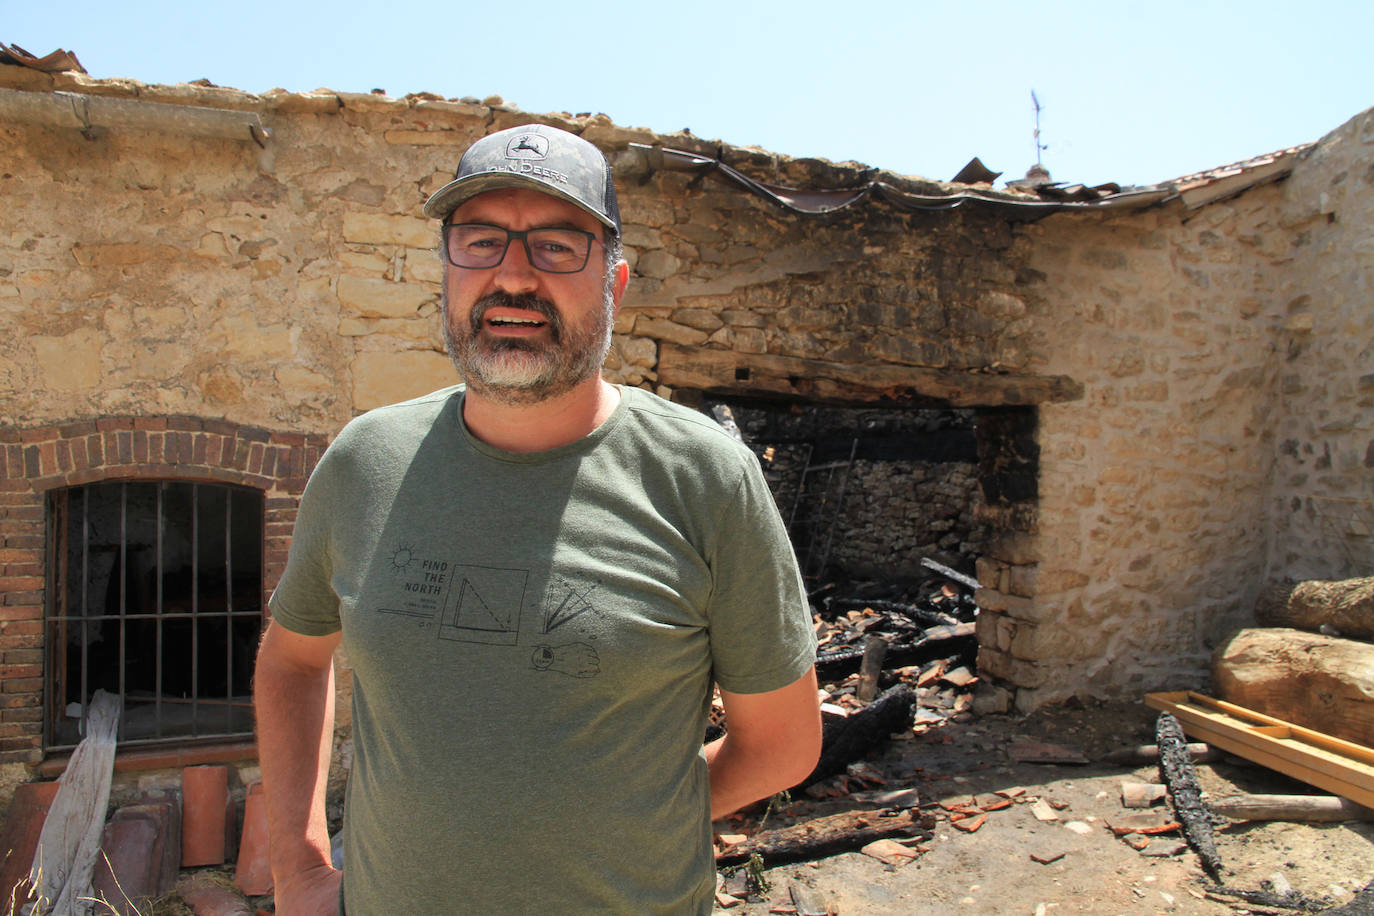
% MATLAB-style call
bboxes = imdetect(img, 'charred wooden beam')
[657,343,1084,407]
[716,808,932,868]
[856,636,887,703]
[1156,711,1223,880]
[825,597,962,628]
[816,622,975,680]
[799,684,916,789]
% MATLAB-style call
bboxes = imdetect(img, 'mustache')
[470,292,562,338]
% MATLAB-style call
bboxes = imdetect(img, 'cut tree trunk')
[1255,577,1374,641]
[1212,627,1374,747]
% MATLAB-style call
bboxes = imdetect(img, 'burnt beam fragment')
[798,684,916,790]
[716,808,932,868]
[1156,711,1223,880]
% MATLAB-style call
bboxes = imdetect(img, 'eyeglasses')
[442,223,603,274]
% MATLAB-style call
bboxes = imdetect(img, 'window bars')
[45,480,264,751]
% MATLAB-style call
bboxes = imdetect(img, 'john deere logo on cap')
[506,134,549,160]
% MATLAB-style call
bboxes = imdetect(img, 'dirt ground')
[713,699,1374,915]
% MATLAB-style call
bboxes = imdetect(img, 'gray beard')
[442,289,614,406]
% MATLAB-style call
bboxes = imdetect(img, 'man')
[254,123,821,915]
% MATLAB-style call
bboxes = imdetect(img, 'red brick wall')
[0,416,329,765]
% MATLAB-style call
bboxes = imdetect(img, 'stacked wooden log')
[1212,576,1374,747]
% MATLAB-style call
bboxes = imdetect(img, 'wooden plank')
[1145,691,1374,808]
[1210,794,1374,823]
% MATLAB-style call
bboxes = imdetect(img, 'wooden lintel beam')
[656,343,1083,407]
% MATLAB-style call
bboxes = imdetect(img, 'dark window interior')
[46,480,264,751]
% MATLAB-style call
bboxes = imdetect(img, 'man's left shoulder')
[619,387,752,460]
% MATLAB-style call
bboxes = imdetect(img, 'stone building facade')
[0,65,1369,772]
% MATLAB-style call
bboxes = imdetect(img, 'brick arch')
[0,415,330,764]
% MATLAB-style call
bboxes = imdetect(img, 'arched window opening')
[46,480,265,750]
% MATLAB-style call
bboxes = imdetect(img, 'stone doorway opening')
[703,397,1039,693]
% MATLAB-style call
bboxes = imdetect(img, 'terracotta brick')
[96,418,134,431]
[132,429,148,463]
[69,436,89,470]
[0,697,39,713]
[92,814,161,915]
[86,433,104,466]
[133,416,168,431]
[22,445,38,478]
[0,706,43,723]
[2,505,42,523]
[203,419,237,436]
[0,780,60,905]
[193,433,208,465]
[182,765,229,866]
[0,429,19,445]
[0,736,40,752]
[18,427,59,444]
[176,874,253,916]
[1,648,41,665]
[234,784,272,896]
[168,416,203,432]
[0,749,40,765]
[58,420,98,438]
[54,440,71,472]
[37,442,56,477]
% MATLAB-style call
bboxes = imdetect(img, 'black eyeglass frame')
[441,223,605,275]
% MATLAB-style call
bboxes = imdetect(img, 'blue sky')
[8,1,1373,188]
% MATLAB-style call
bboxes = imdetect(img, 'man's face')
[440,187,626,406]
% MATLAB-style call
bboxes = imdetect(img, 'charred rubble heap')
[706,401,988,776]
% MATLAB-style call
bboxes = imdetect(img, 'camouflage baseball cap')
[422,124,621,235]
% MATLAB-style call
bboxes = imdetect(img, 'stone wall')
[0,66,1369,762]
[1266,112,1374,581]
[975,109,1374,708]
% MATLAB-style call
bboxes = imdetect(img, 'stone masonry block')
[633,316,708,347]
[1007,564,1038,598]
[337,276,435,319]
[342,213,435,249]
[973,588,1034,618]
[351,350,456,412]
[975,557,1009,593]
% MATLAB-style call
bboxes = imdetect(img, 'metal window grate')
[45,480,264,751]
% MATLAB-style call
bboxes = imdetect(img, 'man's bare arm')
[705,666,822,820]
[254,619,343,915]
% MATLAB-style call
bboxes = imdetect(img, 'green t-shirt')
[268,385,816,915]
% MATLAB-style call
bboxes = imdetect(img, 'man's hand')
[706,667,822,820]
[273,863,342,916]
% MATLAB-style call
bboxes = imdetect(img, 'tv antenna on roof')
[1031,90,1048,166]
